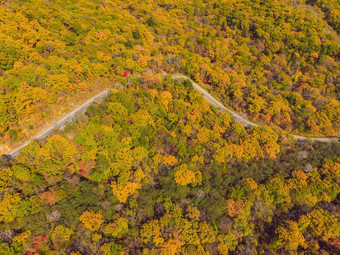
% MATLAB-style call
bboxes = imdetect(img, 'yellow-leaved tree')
[79,210,104,232]
[174,164,198,186]
[274,220,307,251]
[111,181,141,203]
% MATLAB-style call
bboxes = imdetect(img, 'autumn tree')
[79,210,104,232]
[274,221,307,251]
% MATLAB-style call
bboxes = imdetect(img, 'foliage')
[0,55,339,254]
[79,210,104,232]
[1,0,339,154]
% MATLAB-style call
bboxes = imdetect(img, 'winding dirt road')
[8,89,111,158]
[173,74,259,127]
[172,75,339,143]
[5,74,339,158]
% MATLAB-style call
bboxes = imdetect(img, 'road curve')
[8,89,111,158]
[5,74,339,159]
[172,74,339,143]
[172,74,259,128]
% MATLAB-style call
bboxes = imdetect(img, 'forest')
[0,76,339,254]
[0,0,339,254]
[0,0,339,154]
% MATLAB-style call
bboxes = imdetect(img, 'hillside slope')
[0,76,339,254]
[0,0,339,154]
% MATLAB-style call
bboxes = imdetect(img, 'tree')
[0,36,21,70]
[103,217,129,238]
[174,164,197,186]
[79,210,104,232]
[12,164,31,182]
[160,227,184,255]
[198,222,216,244]
[111,181,141,203]
[45,135,77,165]
[217,233,238,255]
[52,225,74,246]
[299,208,340,242]
[226,199,245,218]
[12,230,31,244]
[0,192,22,223]
[100,242,124,255]
[274,221,307,251]
[140,219,164,245]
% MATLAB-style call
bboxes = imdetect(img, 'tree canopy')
[0,76,339,254]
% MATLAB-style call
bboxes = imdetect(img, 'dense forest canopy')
[0,76,339,254]
[0,0,339,154]
[0,0,339,254]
